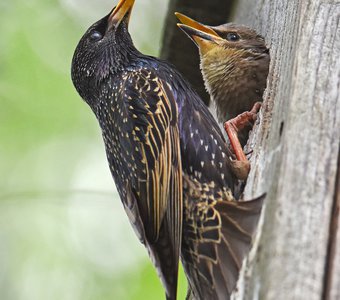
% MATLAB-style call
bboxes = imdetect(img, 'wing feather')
[118,70,182,299]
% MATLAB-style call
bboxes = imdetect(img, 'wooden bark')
[160,0,235,105]
[159,0,340,299]
[326,165,340,300]
[230,1,340,300]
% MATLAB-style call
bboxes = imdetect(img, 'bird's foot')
[224,102,262,180]
[227,102,262,133]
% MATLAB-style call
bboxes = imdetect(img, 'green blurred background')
[0,0,186,299]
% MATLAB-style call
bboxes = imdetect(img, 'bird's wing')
[118,69,182,299]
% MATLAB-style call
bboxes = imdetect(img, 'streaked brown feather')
[115,70,183,300]
[125,71,180,242]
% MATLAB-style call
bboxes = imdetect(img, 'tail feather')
[182,194,265,300]
[148,219,179,300]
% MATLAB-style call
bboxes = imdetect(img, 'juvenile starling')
[71,1,263,299]
[177,14,270,176]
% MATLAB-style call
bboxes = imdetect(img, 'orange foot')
[224,102,262,180]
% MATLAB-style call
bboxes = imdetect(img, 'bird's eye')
[226,32,240,42]
[90,31,103,42]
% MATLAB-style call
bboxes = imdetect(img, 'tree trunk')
[161,0,340,299]
[232,1,340,299]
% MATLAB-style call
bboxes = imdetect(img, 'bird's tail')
[184,194,265,300]
[213,194,265,294]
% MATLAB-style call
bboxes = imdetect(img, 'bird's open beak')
[175,12,223,53]
[108,0,135,30]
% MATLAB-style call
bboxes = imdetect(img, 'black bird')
[71,1,263,299]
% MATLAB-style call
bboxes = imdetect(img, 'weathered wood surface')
[230,1,340,300]
[326,166,339,300]
[160,0,339,299]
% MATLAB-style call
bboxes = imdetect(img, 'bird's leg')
[224,102,261,160]
[224,102,262,180]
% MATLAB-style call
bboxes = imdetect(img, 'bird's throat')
[200,52,238,122]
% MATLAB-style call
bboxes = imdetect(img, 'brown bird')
[71,1,263,299]
[176,13,270,177]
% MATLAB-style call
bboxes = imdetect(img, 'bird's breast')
[202,56,268,122]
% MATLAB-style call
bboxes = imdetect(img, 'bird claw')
[245,149,254,157]
[226,102,262,133]
[224,102,262,180]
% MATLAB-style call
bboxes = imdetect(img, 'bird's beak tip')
[175,11,223,52]
[177,25,224,55]
[108,0,135,29]
[176,24,214,47]
[175,12,219,37]
[174,12,187,22]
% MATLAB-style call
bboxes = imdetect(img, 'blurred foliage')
[0,0,186,299]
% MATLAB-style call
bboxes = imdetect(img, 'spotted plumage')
[71,1,263,300]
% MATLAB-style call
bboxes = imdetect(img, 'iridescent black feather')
[71,2,263,299]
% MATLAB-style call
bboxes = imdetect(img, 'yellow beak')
[108,0,135,30]
[175,12,223,53]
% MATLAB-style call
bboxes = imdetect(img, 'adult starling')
[176,13,270,175]
[71,1,263,299]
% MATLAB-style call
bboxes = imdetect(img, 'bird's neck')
[111,43,142,72]
[200,49,240,121]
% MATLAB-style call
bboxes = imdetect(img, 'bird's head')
[176,13,270,120]
[176,12,268,60]
[71,0,137,103]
